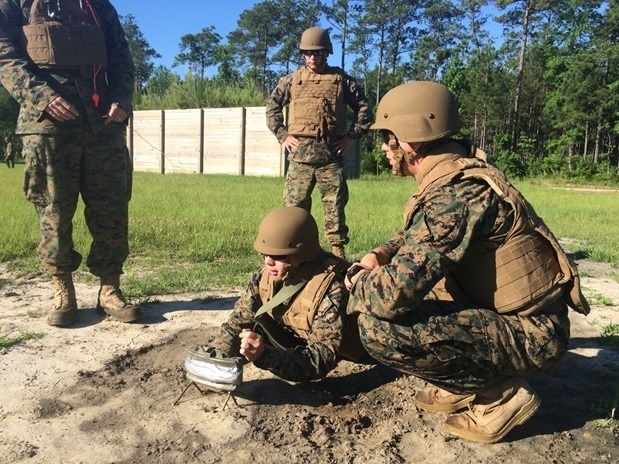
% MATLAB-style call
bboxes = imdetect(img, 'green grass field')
[1,164,618,297]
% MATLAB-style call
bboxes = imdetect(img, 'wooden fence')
[127,107,361,178]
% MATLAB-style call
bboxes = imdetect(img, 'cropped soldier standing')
[0,0,140,326]
[345,82,590,443]
[266,27,372,261]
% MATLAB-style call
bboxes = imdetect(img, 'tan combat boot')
[97,276,142,323]
[414,386,475,413]
[444,376,541,444]
[331,245,346,260]
[48,273,77,327]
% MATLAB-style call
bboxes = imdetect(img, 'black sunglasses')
[302,50,325,57]
[262,253,287,261]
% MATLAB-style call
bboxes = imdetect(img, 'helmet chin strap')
[272,259,298,283]
[388,138,416,177]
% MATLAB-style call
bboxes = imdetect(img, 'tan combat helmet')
[299,27,333,54]
[371,81,461,143]
[254,206,322,262]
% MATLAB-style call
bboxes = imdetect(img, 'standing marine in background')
[0,0,140,326]
[266,27,372,261]
[3,136,14,168]
[346,81,590,443]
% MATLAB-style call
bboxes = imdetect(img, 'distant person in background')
[0,0,140,326]
[266,27,372,261]
[3,136,14,168]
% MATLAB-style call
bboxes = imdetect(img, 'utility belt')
[41,65,101,79]
[288,134,336,155]
[291,129,346,146]
[291,134,329,142]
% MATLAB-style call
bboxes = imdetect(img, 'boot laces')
[103,284,131,306]
[54,278,72,308]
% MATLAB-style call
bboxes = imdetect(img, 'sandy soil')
[1,255,618,464]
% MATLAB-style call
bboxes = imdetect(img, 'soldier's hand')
[345,263,371,291]
[239,328,265,362]
[360,249,386,269]
[283,135,300,153]
[332,135,354,156]
[104,102,128,125]
[45,97,79,122]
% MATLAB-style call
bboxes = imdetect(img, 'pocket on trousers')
[23,143,50,207]
[520,312,567,370]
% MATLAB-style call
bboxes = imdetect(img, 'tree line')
[2,1,618,181]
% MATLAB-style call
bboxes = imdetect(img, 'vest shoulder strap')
[254,258,322,319]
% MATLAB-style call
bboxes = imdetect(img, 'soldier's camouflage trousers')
[22,131,132,277]
[283,159,349,246]
[357,299,570,394]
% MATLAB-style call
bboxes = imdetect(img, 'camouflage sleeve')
[380,229,408,257]
[0,2,60,116]
[343,73,372,140]
[211,270,263,356]
[96,0,135,113]
[349,179,506,319]
[265,74,292,143]
[254,278,347,382]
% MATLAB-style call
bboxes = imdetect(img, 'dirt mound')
[1,258,618,463]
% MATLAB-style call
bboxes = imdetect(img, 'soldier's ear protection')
[381,131,400,152]
[380,130,415,177]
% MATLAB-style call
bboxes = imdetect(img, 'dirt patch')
[549,186,619,193]
[1,257,618,464]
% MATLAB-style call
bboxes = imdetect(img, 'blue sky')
[112,0,503,78]
[112,0,284,76]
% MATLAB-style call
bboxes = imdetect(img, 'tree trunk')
[594,122,601,164]
[582,121,589,159]
[375,27,387,107]
[341,13,347,70]
[594,56,611,163]
[510,1,531,153]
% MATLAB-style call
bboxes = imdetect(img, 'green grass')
[0,331,43,350]
[600,322,619,349]
[588,291,615,307]
[1,165,618,297]
[517,183,619,264]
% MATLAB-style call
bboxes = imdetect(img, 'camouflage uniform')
[348,144,573,394]
[266,66,371,247]
[0,0,134,277]
[212,254,349,383]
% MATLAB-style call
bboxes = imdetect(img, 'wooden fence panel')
[203,107,245,175]
[244,107,283,176]
[163,109,202,174]
[130,110,163,173]
[128,107,360,178]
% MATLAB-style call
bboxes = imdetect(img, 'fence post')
[199,109,205,174]
[160,109,165,174]
[239,107,246,175]
[128,116,134,163]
